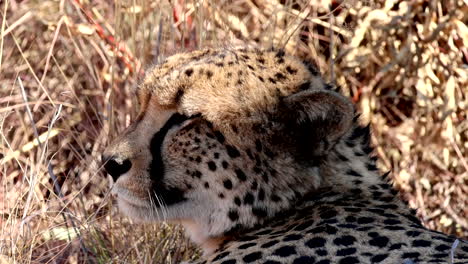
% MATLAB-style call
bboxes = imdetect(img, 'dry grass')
[0,0,466,263]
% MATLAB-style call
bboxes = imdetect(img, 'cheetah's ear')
[282,89,354,157]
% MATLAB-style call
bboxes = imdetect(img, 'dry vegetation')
[1,0,467,263]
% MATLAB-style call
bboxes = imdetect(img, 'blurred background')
[0,0,467,263]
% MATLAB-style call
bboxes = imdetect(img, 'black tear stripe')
[149,113,197,206]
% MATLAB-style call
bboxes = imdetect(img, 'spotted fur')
[103,47,468,263]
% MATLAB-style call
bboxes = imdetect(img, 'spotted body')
[103,47,468,263]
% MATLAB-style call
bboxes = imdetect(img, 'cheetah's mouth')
[112,185,152,208]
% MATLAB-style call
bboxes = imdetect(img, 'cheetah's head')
[102,48,354,250]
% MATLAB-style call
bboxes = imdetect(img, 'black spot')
[345,216,356,223]
[212,251,229,261]
[222,161,229,169]
[432,253,449,259]
[234,196,241,206]
[292,256,315,264]
[243,192,255,205]
[192,170,202,178]
[252,207,267,218]
[215,62,224,67]
[303,60,320,75]
[275,72,286,81]
[412,240,431,247]
[338,256,359,264]
[337,152,349,161]
[251,181,258,190]
[336,247,357,256]
[228,210,239,221]
[204,182,209,189]
[338,224,357,229]
[371,254,388,263]
[221,259,237,264]
[286,66,297,74]
[369,236,389,248]
[283,234,302,241]
[207,161,217,171]
[405,230,421,237]
[305,237,326,248]
[271,194,281,202]
[308,224,337,235]
[435,244,451,252]
[347,169,362,177]
[261,240,279,248]
[226,145,240,158]
[275,49,285,58]
[261,172,269,183]
[185,68,193,76]
[357,217,374,224]
[255,139,262,151]
[273,245,296,257]
[316,249,328,256]
[431,235,455,243]
[238,242,256,249]
[366,163,378,171]
[214,131,225,143]
[268,77,276,84]
[349,124,370,140]
[257,188,265,201]
[242,251,262,263]
[220,260,236,264]
[402,252,420,259]
[345,141,355,148]
[389,243,405,250]
[235,169,247,182]
[218,193,225,199]
[223,179,233,189]
[173,89,185,104]
[319,209,338,219]
[295,82,310,92]
[333,235,356,246]
[368,208,384,214]
[206,70,213,78]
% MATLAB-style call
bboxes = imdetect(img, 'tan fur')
[141,48,323,129]
[103,47,468,264]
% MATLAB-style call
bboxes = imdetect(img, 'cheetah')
[102,47,468,263]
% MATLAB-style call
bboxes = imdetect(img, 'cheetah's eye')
[161,113,202,133]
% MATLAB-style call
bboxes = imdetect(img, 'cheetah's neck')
[320,122,398,201]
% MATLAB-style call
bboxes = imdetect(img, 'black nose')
[102,155,132,181]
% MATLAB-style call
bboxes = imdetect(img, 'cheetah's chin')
[116,197,159,222]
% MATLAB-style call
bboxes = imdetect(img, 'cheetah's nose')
[102,155,132,182]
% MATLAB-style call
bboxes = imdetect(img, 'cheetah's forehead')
[140,48,325,124]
